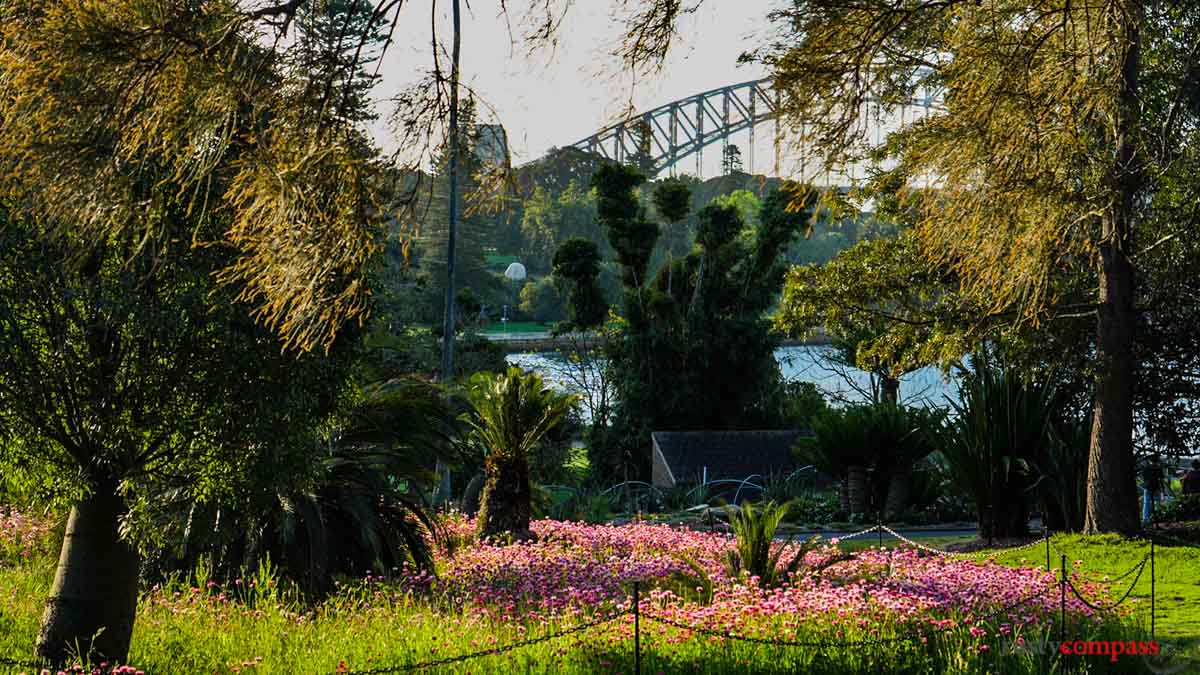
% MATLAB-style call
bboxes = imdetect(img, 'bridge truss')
[566,78,938,181]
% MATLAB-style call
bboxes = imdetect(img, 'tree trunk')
[880,375,899,405]
[477,451,534,540]
[838,481,850,515]
[1084,0,1143,536]
[846,465,868,519]
[885,469,910,519]
[461,471,485,517]
[37,480,140,665]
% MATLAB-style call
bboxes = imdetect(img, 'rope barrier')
[1064,556,1150,614]
[878,525,1049,560]
[817,524,881,541]
[334,609,629,674]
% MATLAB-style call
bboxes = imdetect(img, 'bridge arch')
[565,78,939,180]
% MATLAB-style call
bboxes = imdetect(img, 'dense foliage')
[585,164,813,482]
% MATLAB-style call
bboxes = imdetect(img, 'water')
[507,345,959,422]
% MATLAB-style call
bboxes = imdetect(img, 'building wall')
[650,439,676,489]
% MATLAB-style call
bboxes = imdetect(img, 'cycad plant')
[871,404,945,519]
[140,379,461,595]
[797,405,876,518]
[723,500,850,588]
[796,403,941,519]
[464,367,578,539]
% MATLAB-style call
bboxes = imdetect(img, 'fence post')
[634,580,641,675]
[1044,526,1050,572]
[1059,554,1067,647]
[1150,537,1156,641]
[877,516,883,548]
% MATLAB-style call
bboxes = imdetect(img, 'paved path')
[788,527,978,542]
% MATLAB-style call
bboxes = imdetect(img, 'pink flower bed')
[411,515,1122,643]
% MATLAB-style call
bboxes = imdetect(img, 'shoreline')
[485,333,832,354]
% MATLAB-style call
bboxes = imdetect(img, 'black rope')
[0,654,44,670]
[1065,556,1149,613]
[642,581,1059,650]
[335,609,629,674]
[1109,553,1151,582]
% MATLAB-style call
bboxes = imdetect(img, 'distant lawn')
[479,321,552,335]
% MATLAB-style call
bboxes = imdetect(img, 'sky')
[367,0,780,177]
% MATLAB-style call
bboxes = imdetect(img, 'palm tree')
[796,404,876,518]
[464,367,578,539]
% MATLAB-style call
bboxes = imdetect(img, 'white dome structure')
[504,262,527,282]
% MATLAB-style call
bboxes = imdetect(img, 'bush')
[1156,494,1200,523]
[518,276,567,324]
[941,365,1062,538]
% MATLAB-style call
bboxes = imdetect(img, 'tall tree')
[520,182,605,273]
[749,0,1200,534]
[0,209,356,664]
[0,1,384,353]
[292,0,389,126]
[588,164,812,481]
[722,144,744,175]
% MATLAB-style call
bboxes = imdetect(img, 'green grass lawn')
[986,533,1200,644]
[478,321,553,335]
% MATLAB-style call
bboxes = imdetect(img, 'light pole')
[434,0,462,507]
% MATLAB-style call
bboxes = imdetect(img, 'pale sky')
[368,0,780,177]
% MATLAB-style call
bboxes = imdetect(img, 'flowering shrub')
[407,515,1122,644]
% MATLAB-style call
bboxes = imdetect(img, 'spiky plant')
[723,500,851,588]
[464,367,579,539]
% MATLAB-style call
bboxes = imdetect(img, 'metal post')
[877,516,883,548]
[634,580,641,675]
[439,0,463,383]
[1060,554,1067,646]
[748,87,756,174]
[1151,537,1156,640]
[722,92,730,174]
[773,89,782,176]
[1045,526,1051,572]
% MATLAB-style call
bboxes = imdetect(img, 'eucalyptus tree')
[749,0,1200,534]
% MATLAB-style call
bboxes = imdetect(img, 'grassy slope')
[988,534,1200,642]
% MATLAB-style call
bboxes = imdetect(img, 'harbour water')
[507,345,959,421]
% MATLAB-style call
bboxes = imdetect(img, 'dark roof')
[652,430,812,484]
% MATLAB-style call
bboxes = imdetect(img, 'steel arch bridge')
[565,78,938,180]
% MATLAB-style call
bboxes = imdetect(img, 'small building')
[650,430,814,490]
